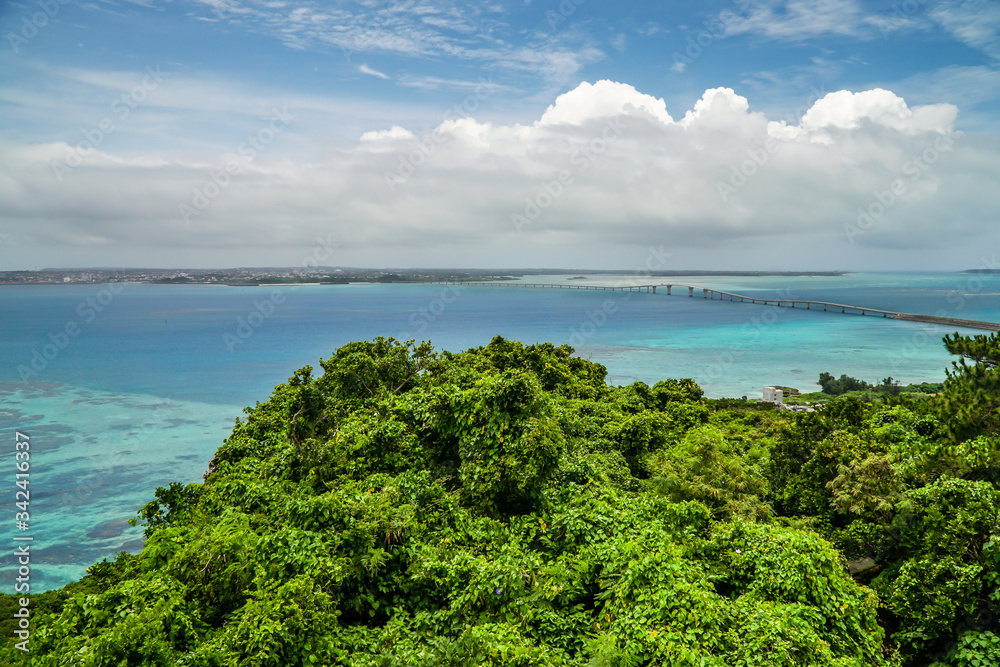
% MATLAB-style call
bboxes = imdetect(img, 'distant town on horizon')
[4,267,854,285]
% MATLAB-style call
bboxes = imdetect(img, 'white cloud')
[897,65,1000,106]
[799,89,957,132]
[538,80,674,126]
[725,0,867,40]
[679,87,752,127]
[863,12,924,37]
[396,75,505,92]
[1,80,997,269]
[359,64,390,80]
[148,0,602,87]
[929,0,1000,60]
[0,63,461,158]
[360,125,415,142]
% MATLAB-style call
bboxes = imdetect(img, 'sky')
[0,0,999,271]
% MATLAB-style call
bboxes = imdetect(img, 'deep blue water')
[2,272,999,590]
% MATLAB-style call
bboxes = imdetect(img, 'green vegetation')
[817,372,925,397]
[782,375,945,406]
[818,372,874,395]
[817,373,946,398]
[4,333,1000,666]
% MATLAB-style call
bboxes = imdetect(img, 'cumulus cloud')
[1,80,998,268]
[538,80,674,126]
[768,89,960,142]
[679,87,752,127]
[800,89,955,132]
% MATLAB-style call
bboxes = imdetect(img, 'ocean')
[3,272,999,590]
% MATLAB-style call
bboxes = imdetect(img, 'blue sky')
[1,0,999,269]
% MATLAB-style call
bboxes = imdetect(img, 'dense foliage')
[815,373,931,397]
[818,372,873,395]
[4,333,1000,666]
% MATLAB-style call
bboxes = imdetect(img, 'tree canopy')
[4,333,1000,666]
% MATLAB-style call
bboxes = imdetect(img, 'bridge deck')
[431,281,1000,332]
[439,281,658,292]
[667,283,899,315]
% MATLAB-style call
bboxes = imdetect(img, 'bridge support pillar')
[688,286,694,297]
[703,289,708,298]
[652,286,657,293]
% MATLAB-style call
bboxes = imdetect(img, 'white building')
[762,386,783,405]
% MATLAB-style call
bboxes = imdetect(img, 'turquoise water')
[2,272,999,590]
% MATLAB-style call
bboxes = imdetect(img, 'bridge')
[433,281,1000,332]
[441,281,660,293]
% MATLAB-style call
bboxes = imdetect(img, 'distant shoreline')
[0,269,850,286]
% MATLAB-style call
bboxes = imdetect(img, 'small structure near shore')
[762,386,784,405]
[762,386,816,412]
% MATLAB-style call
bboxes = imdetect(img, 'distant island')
[0,268,519,285]
[0,267,845,286]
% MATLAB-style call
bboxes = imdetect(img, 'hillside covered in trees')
[3,332,1000,666]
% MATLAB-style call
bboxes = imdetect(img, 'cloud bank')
[1,80,998,268]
